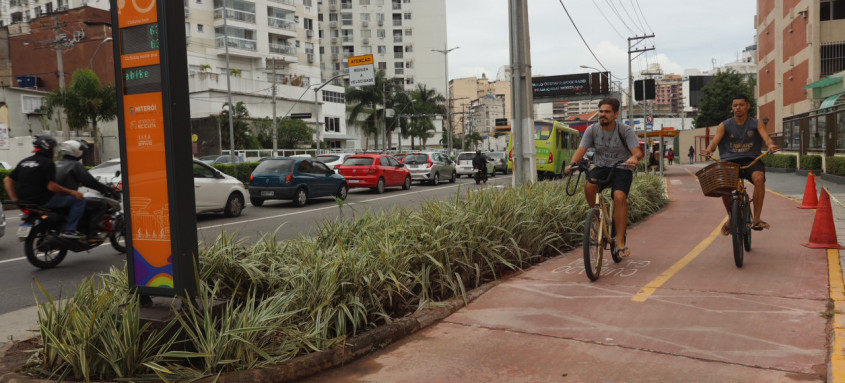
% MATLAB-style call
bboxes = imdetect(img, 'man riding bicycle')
[565,97,643,258]
[700,94,778,235]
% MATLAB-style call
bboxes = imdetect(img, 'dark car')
[249,158,348,207]
[335,154,411,193]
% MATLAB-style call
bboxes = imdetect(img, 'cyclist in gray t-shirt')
[565,97,644,258]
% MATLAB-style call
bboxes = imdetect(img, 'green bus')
[507,119,581,179]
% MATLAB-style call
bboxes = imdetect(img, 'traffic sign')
[646,115,653,124]
[290,113,312,119]
[348,54,375,87]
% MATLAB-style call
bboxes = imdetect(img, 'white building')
[0,0,109,26]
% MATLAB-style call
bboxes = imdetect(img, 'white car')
[314,153,356,172]
[455,152,496,178]
[0,202,5,239]
[0,161,11,170]
[83,159,248,217]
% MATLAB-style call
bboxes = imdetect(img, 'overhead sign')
[532,73,590,99]
[111,0,198,299]
[290,113,312,119]
[348,54,375,87]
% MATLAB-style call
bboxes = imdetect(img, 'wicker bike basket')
[695,162,740,197]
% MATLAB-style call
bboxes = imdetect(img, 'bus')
[507,119,581,179]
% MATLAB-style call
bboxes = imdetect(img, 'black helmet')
[476,150,482,155]
[33,135,57,151]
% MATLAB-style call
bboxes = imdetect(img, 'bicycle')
[695,150,777,268]
[565,159,629,281]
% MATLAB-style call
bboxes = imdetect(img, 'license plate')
[349,179,359,183]
[17,224,32,238]
[261,191,275,196]
[537,160,547,164]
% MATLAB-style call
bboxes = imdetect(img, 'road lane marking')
[0,257,26,264]
[828,248,845,381]
[631,216,726,302]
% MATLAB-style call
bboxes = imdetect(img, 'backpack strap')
[617,125,633,156]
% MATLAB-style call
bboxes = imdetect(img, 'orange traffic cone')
[802,188,845,249]
[798,171,818,209]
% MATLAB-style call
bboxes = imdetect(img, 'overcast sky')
[444,0,758,82]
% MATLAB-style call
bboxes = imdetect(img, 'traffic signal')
[634,79,655,101]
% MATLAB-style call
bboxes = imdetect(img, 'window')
[378,62,387,70]
[838,112,845,151]
[377,29,386,38]
[361,29,371,38]
[323,91,345,103]
[304,18,313,30]
[404,28,412,36]
[324,117,341,132]
[341,12,353,26]
[361,13,370,21]
[403,12,411,20]
[303,0,312,6]
[821,42,845,76]
[810,116,825,150]
[404,44,413,53]
[189,65,201,74]
[380,157,391,166]
[378,45,386,54]
[360,45,372,54]
[198,24,204,32]
[360,0,370,4]
[22,96,44,114]
[821,0,845,21]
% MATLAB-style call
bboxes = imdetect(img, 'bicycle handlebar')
[564,159,629,196]
[700,149,778,170]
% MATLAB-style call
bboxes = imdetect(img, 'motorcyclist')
[56,140,120,241]
[471,150,488,180]
[3,135,87,239]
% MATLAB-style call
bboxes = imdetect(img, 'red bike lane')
[305,165,829,383]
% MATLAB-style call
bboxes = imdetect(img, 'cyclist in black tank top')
[701,94,779,233]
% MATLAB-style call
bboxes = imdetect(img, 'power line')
[556,0,612,74]
[632,0,654,34]
[604,0,635,35]
[590,0,626,39]
[615,0,646,35]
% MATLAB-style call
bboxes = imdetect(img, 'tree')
[346,70,401,150]
[218,101,260,150]
[44,69,117,163]
[277,118,313,149]
[252,117,274,148]
[405,84,444,150]
[693,68,757,129]
[465,131,483,150]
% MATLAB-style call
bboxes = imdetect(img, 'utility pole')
[432,45,459,156]
[509,0,535,186]
[222,5,236,163]
[627,35,655,129]
[50,14,68,140]
[271,58,278,157]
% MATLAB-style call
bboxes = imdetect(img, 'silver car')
[0,202,5,239]
[402,152,457,185]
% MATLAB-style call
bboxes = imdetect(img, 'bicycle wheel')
[583,208,604,281]
[730,198,745,268]
[743,195,752,252]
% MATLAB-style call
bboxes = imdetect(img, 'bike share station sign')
[110,0,198,298]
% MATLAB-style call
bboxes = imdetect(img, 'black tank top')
[718,117,763,161]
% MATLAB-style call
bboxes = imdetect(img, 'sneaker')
[60,230,85,239]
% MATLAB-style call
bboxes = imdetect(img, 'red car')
[335,154,412,193]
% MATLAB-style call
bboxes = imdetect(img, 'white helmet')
[59,140,88,158]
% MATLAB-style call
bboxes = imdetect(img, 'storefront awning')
[820,92,845,109]
[804,76,843,89]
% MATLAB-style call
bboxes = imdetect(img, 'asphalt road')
[0,174,511,315]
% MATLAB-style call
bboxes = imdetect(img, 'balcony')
[393,36,402,43]
[213,8,256,24]
[268,16,296,31]
[269,42,296,56]
[216,36,257,51]
[268,0,295,7]
[341,36,354,44]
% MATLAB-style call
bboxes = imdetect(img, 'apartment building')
[758,0,845,162]
[0,0,109,27]
[449,73,511,136]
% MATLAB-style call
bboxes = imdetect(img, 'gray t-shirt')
[718,117,763,161]
[579,121,640,167]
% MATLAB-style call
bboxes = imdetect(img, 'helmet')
[60,140,88,158]
[476,150,482,155]
[32,135,57,151]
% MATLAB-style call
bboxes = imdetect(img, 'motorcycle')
[5,189,126,269]
[473,166,488,185]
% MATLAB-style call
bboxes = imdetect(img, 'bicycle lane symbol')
[552,258,652,278]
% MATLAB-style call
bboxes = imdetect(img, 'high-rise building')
[316,0,446,93]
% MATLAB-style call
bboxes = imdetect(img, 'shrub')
[761,153,797,169]
[800,154,822,170]
[826,156,845,176]
[212,162,259,184]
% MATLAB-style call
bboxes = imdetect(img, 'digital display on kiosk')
[123,64,161,95]
[120,23,160,55]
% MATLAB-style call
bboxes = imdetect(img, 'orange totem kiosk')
[110,0,198,299]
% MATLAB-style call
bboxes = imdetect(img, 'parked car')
[0,202,5,239]
[393,153,407,163]
[199,154,242,165]
[487,152,509,174]
[335,154,411,193]
[402,152,457,185]
[249,157,348,207]
[83,159,247,217]
[314,153,357,172]
[0,161,11,170]
[455,152,496,178]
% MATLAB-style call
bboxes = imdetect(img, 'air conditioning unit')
[330,21,337,28]
[329,4,336,11]
[332,54,339,61]
[377,20,383,26]
[307,53,314,62]
[361,20,368,27]
[331,37,337,44]
[306,29,313,38]
[362,38,369,45]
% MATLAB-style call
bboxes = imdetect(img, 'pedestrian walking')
[688,145,695,164]
[666,147,674,166]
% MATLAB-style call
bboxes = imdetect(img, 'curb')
[0,279,502,383]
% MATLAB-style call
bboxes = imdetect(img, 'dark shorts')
[587,166,634,195]
[727,157,765,183]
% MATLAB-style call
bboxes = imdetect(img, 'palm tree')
[405,84,445,150]
[346,70,400,151]
[44,69,117,163]
[219,101,259,150]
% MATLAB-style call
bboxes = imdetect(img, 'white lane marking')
[0,257,26,264]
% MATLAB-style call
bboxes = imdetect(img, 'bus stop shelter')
[638,129,679,176]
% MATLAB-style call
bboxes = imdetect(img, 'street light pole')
[87,37,113,70]
[431,45,459,156]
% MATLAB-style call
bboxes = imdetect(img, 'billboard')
[532,73,590,99]
[688,75,714,107]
